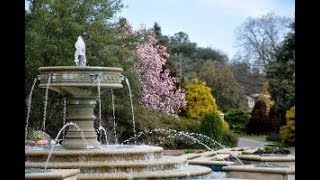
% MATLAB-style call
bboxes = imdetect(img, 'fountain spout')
[90,73,102,82]
[74,36,87,66]
[119,75,125,81]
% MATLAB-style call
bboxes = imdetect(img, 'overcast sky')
[25,0,295,59]
[117,0,295,59]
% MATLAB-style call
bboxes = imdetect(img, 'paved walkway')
[237,138,272,148]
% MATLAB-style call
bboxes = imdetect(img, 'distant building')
[246,94,259,112]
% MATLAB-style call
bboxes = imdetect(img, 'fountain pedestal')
[63,98,99,149]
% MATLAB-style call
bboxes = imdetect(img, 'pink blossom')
[136,31,186,115]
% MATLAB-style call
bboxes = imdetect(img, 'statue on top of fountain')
[74,36,87,66]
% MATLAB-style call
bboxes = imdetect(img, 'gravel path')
[237,138,273,148]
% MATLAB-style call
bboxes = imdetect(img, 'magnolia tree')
[136,32,186,115]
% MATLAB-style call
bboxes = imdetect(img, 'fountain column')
[62,98,99,149]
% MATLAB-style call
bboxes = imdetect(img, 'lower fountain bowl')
[25,144,213,179]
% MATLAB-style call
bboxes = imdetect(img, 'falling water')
[164,129,244,165]
[94,74,109,145]
[122,128,244,165]
[159,129,244,165]
[98,126,109,145]
[96,75,102,123]
[187,132,244,165]
[45,122,91,169]
[122,129,213,151]
[42,75,52,131]
[111,89,118,144]
[61,98,67,140]
[124,77,137,142]
[25,78,38,140]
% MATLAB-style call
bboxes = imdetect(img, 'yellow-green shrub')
[279,106,295,145]
[286,106,295,120]
[257,81,274,113]
[222,121,230,131]
[221,121,238,147]
[185,79,219,119]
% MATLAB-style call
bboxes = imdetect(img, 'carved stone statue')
[74,36,87,66]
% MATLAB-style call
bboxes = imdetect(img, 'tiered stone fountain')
[25,37,212,179]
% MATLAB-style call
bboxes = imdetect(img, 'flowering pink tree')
[136,32,186,115]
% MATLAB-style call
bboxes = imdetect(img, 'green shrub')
[222,130,238,147]
[199,112,223,142]
[225,109,250,134]
[26,130,50,141]
[252,145,290,154]
[178,117,201,133]
[27,129,38,140]
[185,149,195,154]
[134,107,201,132]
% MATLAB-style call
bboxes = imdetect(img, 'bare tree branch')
[234,12,291,72]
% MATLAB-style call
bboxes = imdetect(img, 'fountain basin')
[76,165,212,180]
[236,154,295,166]
[223,164,295,180]
[188,159,234,171]
[25,145,212,179]
[38,66,123,97]
[25,168,80,180]
[26,156,187,173]
[25,145,163,162]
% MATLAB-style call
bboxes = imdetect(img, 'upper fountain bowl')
[38,66,123,98]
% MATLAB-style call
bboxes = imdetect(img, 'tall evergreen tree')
[268,105,282,133]
[266,22,295,112]
[246,100,273,135]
